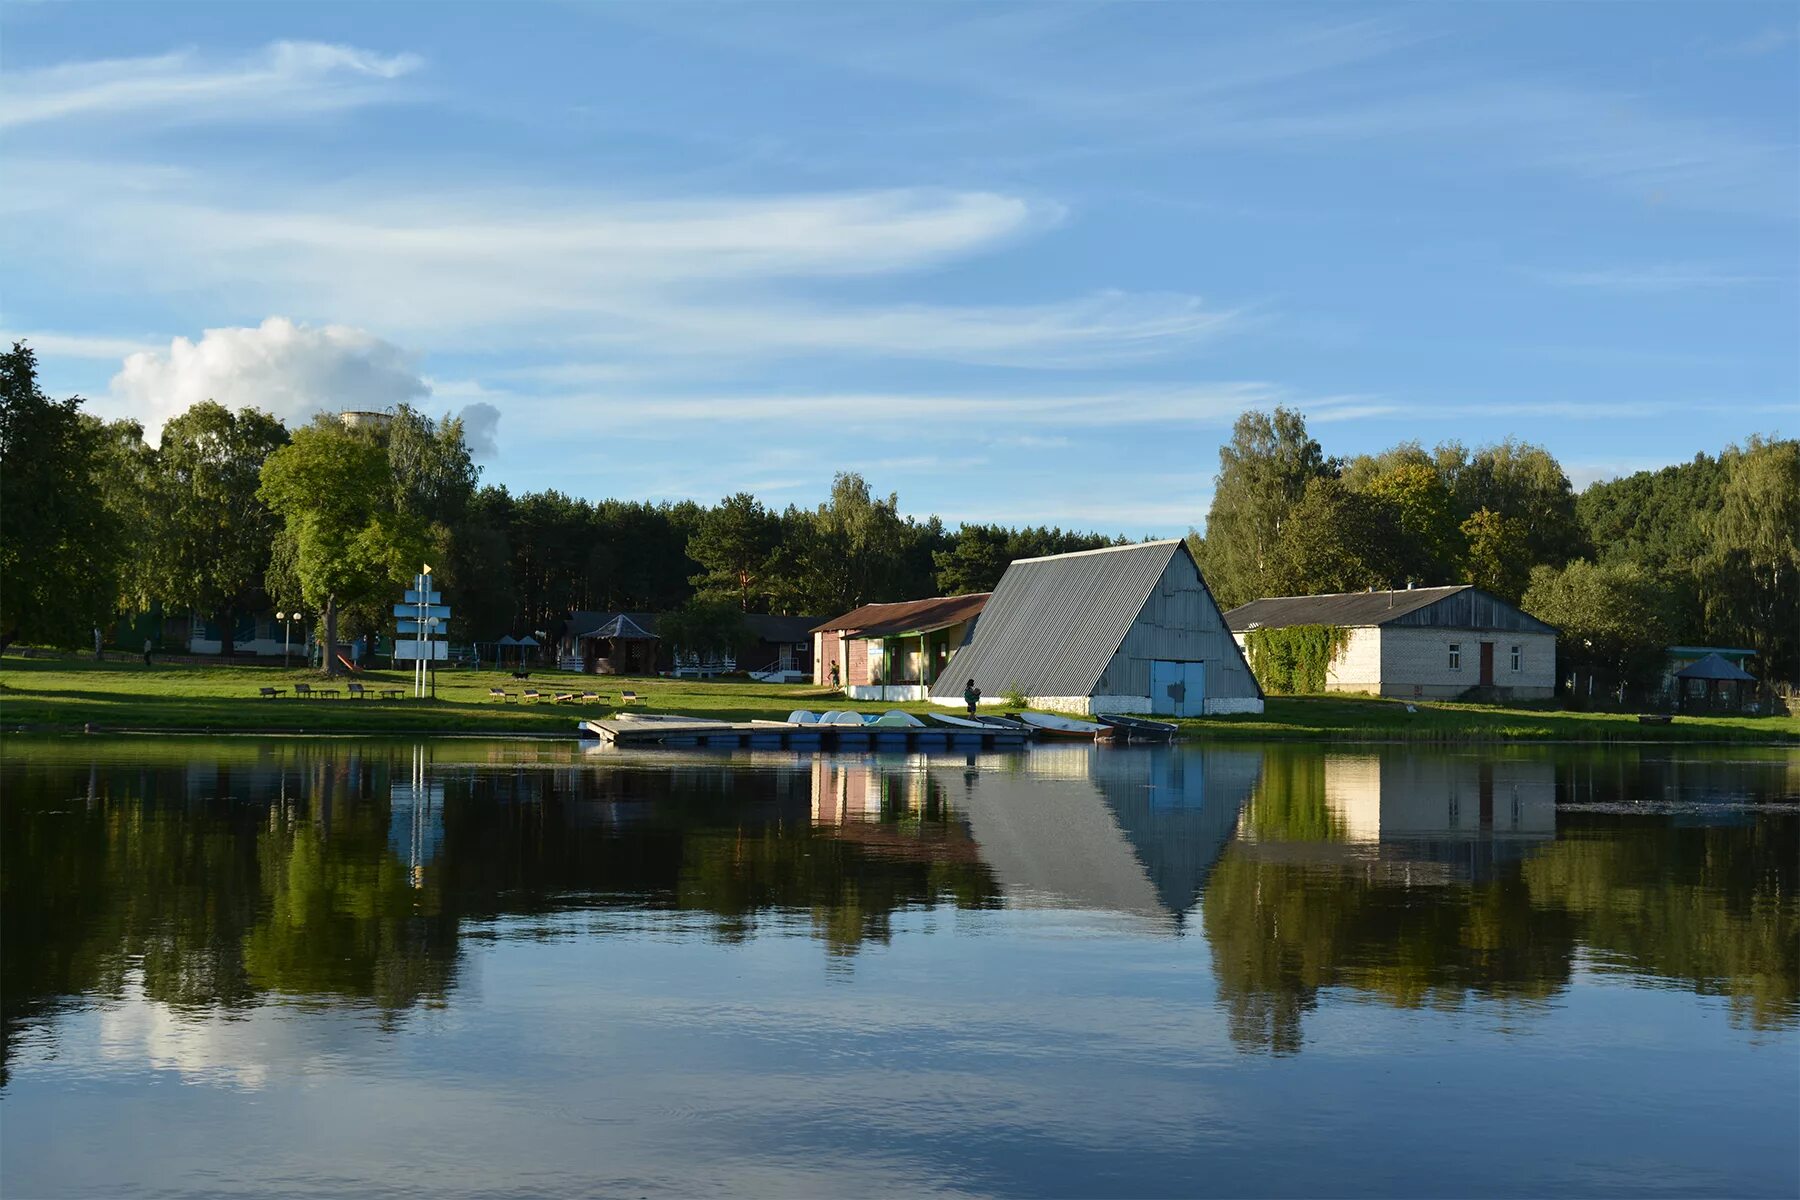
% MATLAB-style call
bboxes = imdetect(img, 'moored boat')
[1011,711,1115,741]
[1095,714,1179,743]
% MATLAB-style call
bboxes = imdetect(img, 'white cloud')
[107,316,428,439]
[0,40,420,130]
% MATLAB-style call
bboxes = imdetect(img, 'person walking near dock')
[964,678,981,717]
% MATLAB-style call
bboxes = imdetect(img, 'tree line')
[1192,408,1799,693]
[4,343,1792,690]
[0,342,1118,670]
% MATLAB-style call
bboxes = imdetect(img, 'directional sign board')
[394,603,452,620]
[395,618,448,635]
[404,589,443,605]
[393,639,448,661]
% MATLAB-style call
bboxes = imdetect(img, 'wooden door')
[1479,642,1495,685]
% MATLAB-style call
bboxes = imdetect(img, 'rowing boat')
[1011,711,1115,741]
[1095,714,1179,743]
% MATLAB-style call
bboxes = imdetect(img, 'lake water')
[2,736,1796,1198]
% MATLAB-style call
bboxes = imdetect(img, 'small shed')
[1674,653,1759,714]
[813,594,990,700]
[1224,585,1557,700]
[928,540,1263,717]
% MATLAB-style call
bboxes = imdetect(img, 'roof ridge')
[1235,583,1468,605]
[1010,538,1180,565]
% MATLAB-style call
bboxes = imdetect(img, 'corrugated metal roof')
[812,593,991,637]
[1675,652,1758,682]
[929,540,1184,700]
[1225,586,1471,631]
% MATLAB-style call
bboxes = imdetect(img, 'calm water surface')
[2,737,1796,1198]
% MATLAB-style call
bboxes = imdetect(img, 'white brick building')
[1224,585,1557,701]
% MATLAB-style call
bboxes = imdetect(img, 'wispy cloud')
[1527,264,1778,293]
[0,40,421,130]
[532,382,1366,433]
[1709,26,1797,58]
[4,165,1233,367]
[1,330,163,359]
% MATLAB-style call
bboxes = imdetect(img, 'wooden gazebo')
[578,614,659,675]
[1675,652,1759,714]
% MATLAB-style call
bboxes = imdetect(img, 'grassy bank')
[1,656,1793,743]
[1190,694,1797,744]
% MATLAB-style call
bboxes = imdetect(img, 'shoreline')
[2,658,1794,747]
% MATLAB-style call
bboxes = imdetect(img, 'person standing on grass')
[964,678,981,717]
[829,661,840,690]
[142,638,152,667]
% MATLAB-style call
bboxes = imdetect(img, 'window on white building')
[1448,643,1462,670]
[1510,645,1522,671]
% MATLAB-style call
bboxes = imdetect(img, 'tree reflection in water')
[1,738,1793,1084]
[1205,748,1797,1053]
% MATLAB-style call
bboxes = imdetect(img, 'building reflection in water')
[811,746,1264,926]
[2,739,1793,1088]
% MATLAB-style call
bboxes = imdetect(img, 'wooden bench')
[294,683,315,699]
[489,688,515,703]
[347,683,370,699]
[523,689,542,703]
[553,692,577,704]
[581,691,600,703]
[620,690,638,704]
[380,688,404,700]
[258,686,286,699]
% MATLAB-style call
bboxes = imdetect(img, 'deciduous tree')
[0,342,125,649]
[147,401,290,657]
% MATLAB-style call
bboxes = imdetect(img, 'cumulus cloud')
[108,316,428,439]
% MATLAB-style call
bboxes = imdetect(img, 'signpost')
[394,566,451,698]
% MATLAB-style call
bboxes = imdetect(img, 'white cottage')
[1224,585,1557,700]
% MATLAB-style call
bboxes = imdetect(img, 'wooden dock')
[578,714,1028,751]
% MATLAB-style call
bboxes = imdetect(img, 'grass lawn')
[1,654,1794,743]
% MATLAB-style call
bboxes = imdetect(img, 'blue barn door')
[1152,661,1205,716]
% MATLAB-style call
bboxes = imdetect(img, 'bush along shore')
[1,657,1795,744]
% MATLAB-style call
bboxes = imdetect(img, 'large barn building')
[928,540,1264,717]
[1224,585,1557,700]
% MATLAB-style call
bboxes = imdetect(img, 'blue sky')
[3,2,1795,535]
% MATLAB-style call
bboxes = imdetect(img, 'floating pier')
[578,714,1027,752]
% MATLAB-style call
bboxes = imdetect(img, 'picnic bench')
[294,683,315,699]
[489,688,516,703]
[523,689,542,703]
[620,690,638,704]
[380,687,404,700]
[554,692,577,704]
[348,683,370,699]
[258,686,286,699]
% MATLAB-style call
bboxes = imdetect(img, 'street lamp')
[277,611,303,669]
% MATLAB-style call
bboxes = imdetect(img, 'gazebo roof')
[497,634,518,645]
[1675,652,1757,682]
[582,614,658,641]
[517,635,540,646]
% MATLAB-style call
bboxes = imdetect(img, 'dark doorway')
[1479,642,1495,686]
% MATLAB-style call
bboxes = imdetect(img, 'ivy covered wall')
[1243,624,1350,695]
